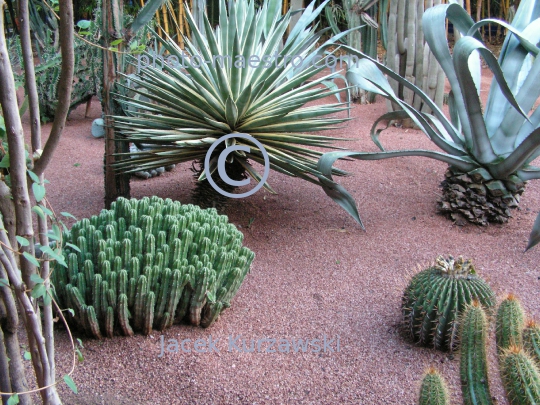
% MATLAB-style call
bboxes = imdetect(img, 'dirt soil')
[21,67,540,405]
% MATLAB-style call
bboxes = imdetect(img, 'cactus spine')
[52,197,254,338]
[402,255,496,351]
[418,368,449,405]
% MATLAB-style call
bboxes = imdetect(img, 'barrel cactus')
[51,196,255,338]
[402,255,496,351]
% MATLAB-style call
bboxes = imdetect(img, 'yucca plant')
[316,0,540,249]
[112,0,354,207]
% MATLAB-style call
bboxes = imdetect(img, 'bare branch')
[32,0,75,176]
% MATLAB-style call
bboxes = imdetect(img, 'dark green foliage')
[402,255,496,351]
[496,295,525,354]
[52,197,255,338]
[500,346,540,405]
[418,368,449,405]
[11,32,100,123]
[459,302,493,405]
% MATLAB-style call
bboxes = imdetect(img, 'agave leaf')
[348,59,465,156]
[526,211,540,251]
[452,37,528,162]
[369,110,413,151]
[130,0,165,34]
[489,127,540,179]
[235,158,277,194]
[340,46,463,146]
[422,4,478,144]
[225,97,239,127]
[485,19,540,139]
[317,149,479,226]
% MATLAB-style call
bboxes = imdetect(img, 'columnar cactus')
[500,346,540,405]
[496,294,525,354]
[51,197,255,338]
[402,255,496,351]
[418,368,450,405]
[524,320,540,366]
[459,301,493,405]
[415,295,540,405]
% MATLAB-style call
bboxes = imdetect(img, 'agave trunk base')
[438,167,526,226]
[191,159,247,212]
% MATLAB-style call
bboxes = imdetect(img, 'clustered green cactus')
[402,255,496,351]
[417,295,540,405]
[51,196,255,338]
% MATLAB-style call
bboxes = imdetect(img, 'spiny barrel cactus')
[459,301,492,405]
[402,255,496,351]
[51,196,255,338]
[496,294,525,354]
[418,368,450,405]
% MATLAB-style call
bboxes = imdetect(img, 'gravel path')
[23,69,540,405]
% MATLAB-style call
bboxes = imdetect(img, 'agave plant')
[317,0,540,249]
[112,0,354,207]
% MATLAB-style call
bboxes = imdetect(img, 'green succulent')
[112,0,353,198]
[316,0,540,249]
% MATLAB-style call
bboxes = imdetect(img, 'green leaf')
[67,308,75,317]
[32,183,46,202]
[31,283,46,299]
[0,278,9,287]
[76,19,91,29]
[32,206,46,221]
[23,252,40,268]
[75,348,84,363]
[7,394,19,405]
[0,153,10,168]
[39,205,53,216]
[16,236,30,246]
[43,291,52,305]
[110,38,124,46]
[30,274,44,284]
[23,351,31,360]
[66,243,82,253]
[77,338,84,348]
[27,170,40,184]
[61,212,77,220]
[64,374,78,394]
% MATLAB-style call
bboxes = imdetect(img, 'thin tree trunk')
[18,0,41,156]
[32,0,75,177]
[0,265,32,405]
[103,0,131,208]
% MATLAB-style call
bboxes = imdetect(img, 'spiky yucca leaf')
[113,0,352,195]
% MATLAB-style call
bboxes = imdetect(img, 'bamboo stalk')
[161,5,169,36]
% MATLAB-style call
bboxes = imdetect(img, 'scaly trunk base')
[438,167,526,226]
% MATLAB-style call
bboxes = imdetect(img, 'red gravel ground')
[21,68,540,404]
